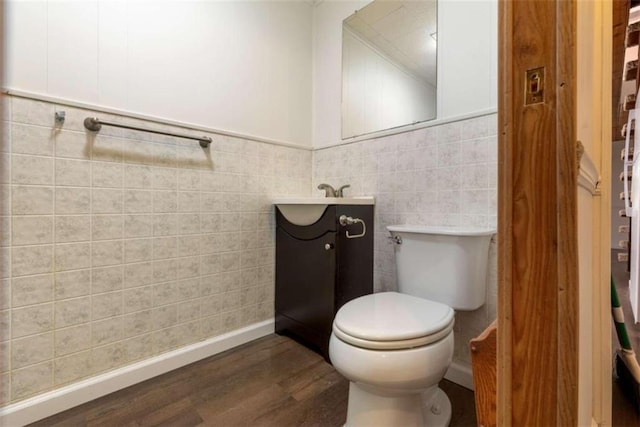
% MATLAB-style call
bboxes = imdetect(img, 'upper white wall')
[4,0,313,147]
[342,28,436,138]
[312,0,498,148]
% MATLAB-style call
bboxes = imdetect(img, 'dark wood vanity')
[275,203,374,361]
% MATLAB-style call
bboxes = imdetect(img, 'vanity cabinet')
[275,204,374,360]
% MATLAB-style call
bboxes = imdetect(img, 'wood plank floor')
[31,335,477,426]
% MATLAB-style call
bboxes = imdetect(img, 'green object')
[611,276,640,413]
[612,276,633,350]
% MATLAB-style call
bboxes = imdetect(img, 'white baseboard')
[444,360,475,391]
[0,319,275,427]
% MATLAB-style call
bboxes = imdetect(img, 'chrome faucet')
[317,183,336,197]
[317,183,351,197]
[336,184,350,197]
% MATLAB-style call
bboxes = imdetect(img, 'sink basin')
[274,197,375,226]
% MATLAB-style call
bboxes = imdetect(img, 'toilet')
[329,225,494,427]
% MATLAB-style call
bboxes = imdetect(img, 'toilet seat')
[332,292,455,350]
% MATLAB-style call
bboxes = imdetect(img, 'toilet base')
[422,387,452,427]
[344,383,452,427]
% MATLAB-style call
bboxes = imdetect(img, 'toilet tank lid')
[386,225,496,236]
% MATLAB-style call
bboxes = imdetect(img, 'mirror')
[342,0,437,139]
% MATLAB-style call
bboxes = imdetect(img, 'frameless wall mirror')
[342,0,437,139]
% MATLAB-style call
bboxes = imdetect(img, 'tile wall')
[0,97,497,405]
[312,114,499,365]
[0,95,311,404]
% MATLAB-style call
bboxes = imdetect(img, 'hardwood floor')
[30,335,477,427]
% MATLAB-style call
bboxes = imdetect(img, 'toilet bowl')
[330,292,455,427]
[329,225,494,427]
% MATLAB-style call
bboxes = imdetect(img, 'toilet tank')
[387,225,494,310]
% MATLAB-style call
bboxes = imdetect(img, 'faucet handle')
[336,184,350,198]
[317,183,336,197]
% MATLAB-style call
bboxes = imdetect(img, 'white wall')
[4,0,313,147]
[313,0,498,148]
[342,28,436,138]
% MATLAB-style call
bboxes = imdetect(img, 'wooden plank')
[470,320,497,427]
[497,0,514,423]
[556,1,579,424]
[498,0,579,425]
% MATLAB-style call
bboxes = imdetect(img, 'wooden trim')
[497,0,513,423]
[498,0,579,424]
[577,149,600,195]
[595,1,614,423]
[556,1,579,424]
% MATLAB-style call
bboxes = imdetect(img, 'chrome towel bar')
[84,117,212,148]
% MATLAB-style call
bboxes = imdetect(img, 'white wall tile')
[11,98,53,127]
[91,342,125,373]
[122,310,152,339]
[56,188,90,214]
[92,136,124,163]
[3,95,311,405]
[92,189,123,214]
[54,324,91,357]
[92,215,123,241]
[12,216,53,246]
[55,243,91,272]
[11,362,52,401]
[92,162,123,188]
[12,186,53,215]
[56,159,91,187]
[92,317,123,346]
[12,155,53,185]
[55,216,91,243]
[12,124,54,157]
[124,238,153,264]
[12,332,52,369]
[124,190,153,213]
[153,191,177,213]
[55,297,91,328]
[54,270,90,300]
[91,240,123,267]
[54,350,92,386]
[91,291,122,320]
[55,131,90,160]
[92,266,123,294]
[12,245,53,277]
[124,215,153,239]
[123,334,153,362]
[12,304,53,338]
[12,274,53,307]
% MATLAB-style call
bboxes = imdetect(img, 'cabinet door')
[276,228,337,337]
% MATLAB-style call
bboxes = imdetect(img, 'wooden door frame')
[497,0,580,424]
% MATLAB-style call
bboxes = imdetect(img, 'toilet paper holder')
[339,215,366,239]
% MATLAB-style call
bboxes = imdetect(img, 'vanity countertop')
[273,197,375,205]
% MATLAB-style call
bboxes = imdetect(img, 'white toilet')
[329,225,494,427]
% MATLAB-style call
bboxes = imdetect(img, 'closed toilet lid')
[333,292,454,350]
